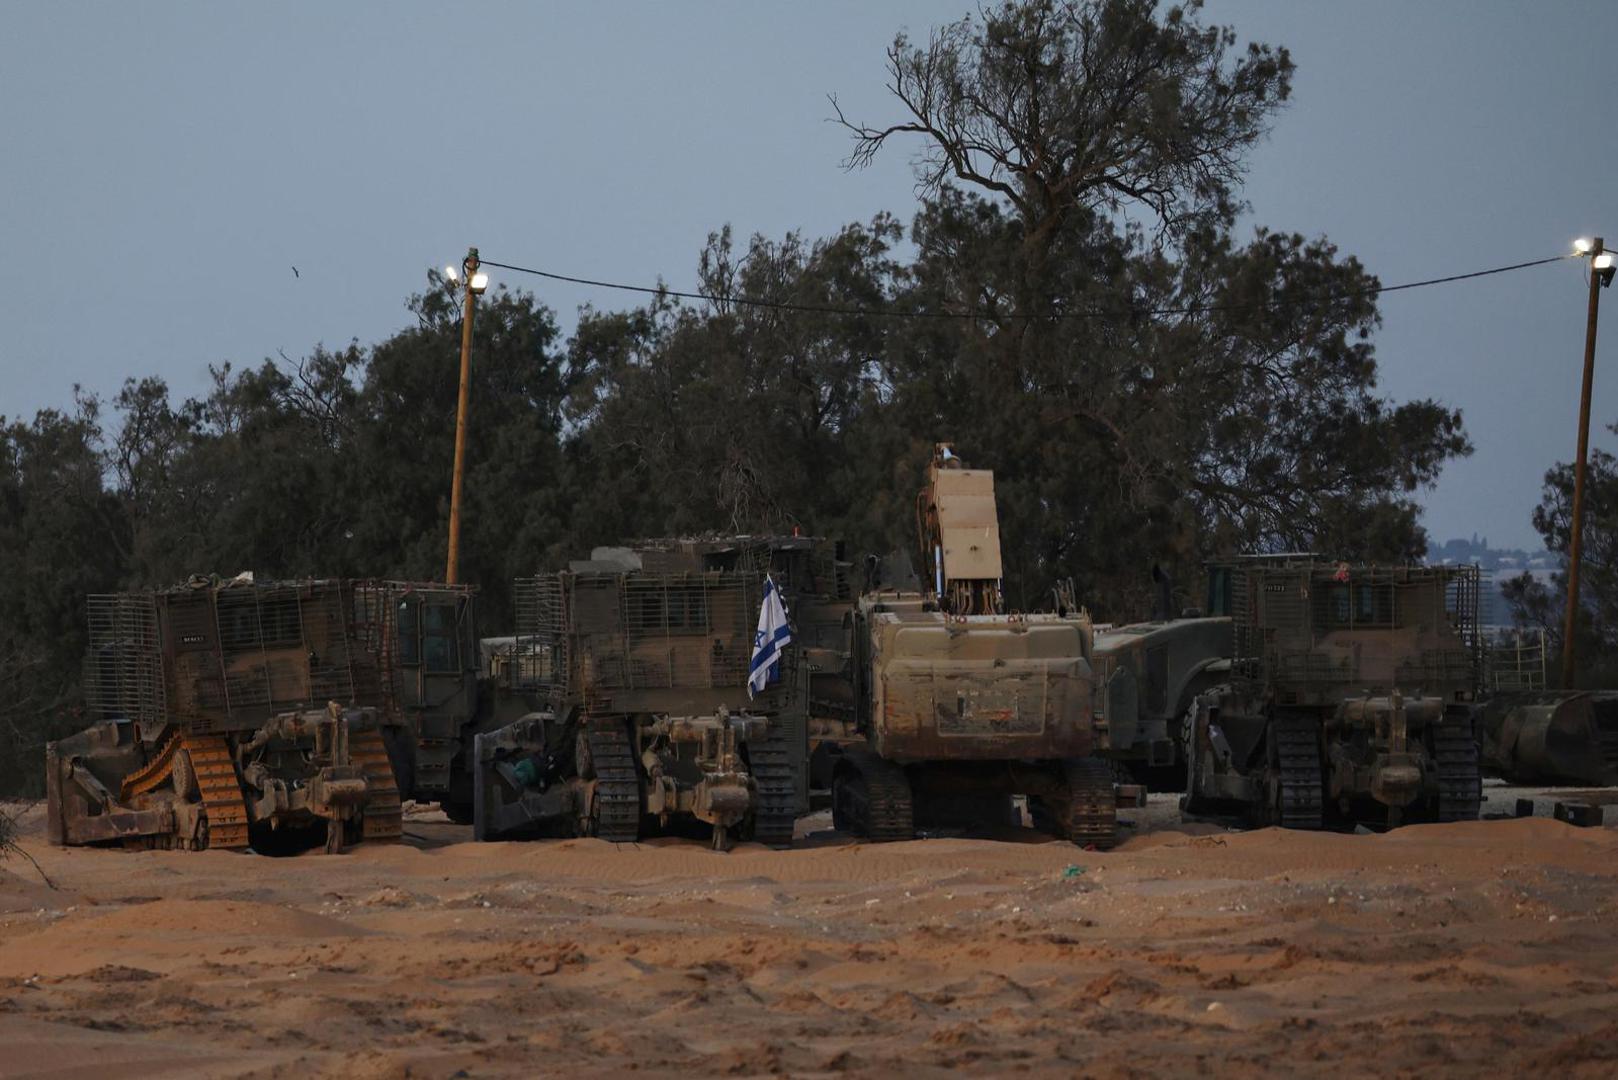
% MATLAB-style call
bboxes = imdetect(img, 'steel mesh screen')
[84,593,165,724]
[512,575,569,695]
[1229,562,1480,693]
[82,579,469,733]
[517,571,767,695]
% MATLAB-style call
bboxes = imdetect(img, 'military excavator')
[827,444,1121,847]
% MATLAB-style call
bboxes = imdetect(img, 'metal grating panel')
[1444,565,1483,685]
[82,579,472,734]
[615,573,758,690]
[1485,628,1548,691]
[1225,561,1480,694]
[212,585,304,717]
[84,593,165,724]
[301,584,356,705]
[515,570,771,698]
[512,575,569,696]
[349,582,397,714]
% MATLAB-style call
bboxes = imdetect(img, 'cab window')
[422,603,459,673]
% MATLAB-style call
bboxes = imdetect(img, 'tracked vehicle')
[473,536,845,849]
[46,577,476,852]
[1183,559,1483,830]
[828,445,1120,848]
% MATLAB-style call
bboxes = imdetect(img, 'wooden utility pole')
[1562,237,1604,687]
[446,247,480,585]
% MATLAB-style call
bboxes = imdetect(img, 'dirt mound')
[0,797,1615,1075]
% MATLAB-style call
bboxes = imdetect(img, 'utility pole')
[445,247,485,585]
[1563,237,1606,687]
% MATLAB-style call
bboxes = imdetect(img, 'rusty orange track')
[182,734,251,850]
[350,727,402,842]
[119,729,179,802]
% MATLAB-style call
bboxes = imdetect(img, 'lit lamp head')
[469,271,489,295]
[444,264,460,283]
[1574,237,1594,255]
[1595,252,1616,288]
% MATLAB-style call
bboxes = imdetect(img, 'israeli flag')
[748,575,792,699]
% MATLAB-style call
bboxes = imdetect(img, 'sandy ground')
[3,786,1618,1079]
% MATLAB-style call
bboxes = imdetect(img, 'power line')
[477,253,1574,323]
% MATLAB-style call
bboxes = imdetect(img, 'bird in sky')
[291,266,300,279]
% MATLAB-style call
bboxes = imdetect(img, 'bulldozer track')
[119,729,179,802]
[1433,723,1482,823]
[832,747,913,842]
[1062,758,1118,850]
[1273,719,1324,830]
[747,722,797,848]
[587,720,641,843]
[349,727,403,842]
[182,734,251,850]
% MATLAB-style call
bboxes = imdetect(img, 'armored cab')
[382,584,482,809]
[473,536,841,849]
[1183,559,1483,829]
[47,577,477,852]
[829,445,1119,847]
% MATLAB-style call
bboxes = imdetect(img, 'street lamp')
[1562,236,1610,686]
[445,246,483,585]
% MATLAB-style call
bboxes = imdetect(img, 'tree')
[836,0,1294,246]
[837,0,1467,611]
[1503,435,1618,686]
[565,219,906,554]
[0,399,128,794]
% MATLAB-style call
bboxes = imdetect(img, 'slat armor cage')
[83,579,474,733]
[512,571,770,704]
[1222,560,1481,698]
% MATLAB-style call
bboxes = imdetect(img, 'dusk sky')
[3,1,1614,550]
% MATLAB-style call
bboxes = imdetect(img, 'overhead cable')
[475,253,1574,322]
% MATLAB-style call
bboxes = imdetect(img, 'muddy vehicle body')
[1089,616,1232,788]
[1183,559,1483,830]
[473,536,846,849]
[827,446,1119,847]
[1479,690,1618,786]
[47,577,477,852]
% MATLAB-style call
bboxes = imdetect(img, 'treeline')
[0,1,1477,792]
[1503,438,1618,686]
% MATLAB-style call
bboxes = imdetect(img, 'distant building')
[1426,534,1545,573]
[1426,535,1559,631]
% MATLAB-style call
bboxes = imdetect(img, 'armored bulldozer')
[47,577,477,853]
[827,445,1120,848]
[1183,559,1484,830]
[472,535,845,850]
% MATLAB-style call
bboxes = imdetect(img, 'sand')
[3,792,1618,1078]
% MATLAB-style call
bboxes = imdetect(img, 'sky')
[2,1,1615,550]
